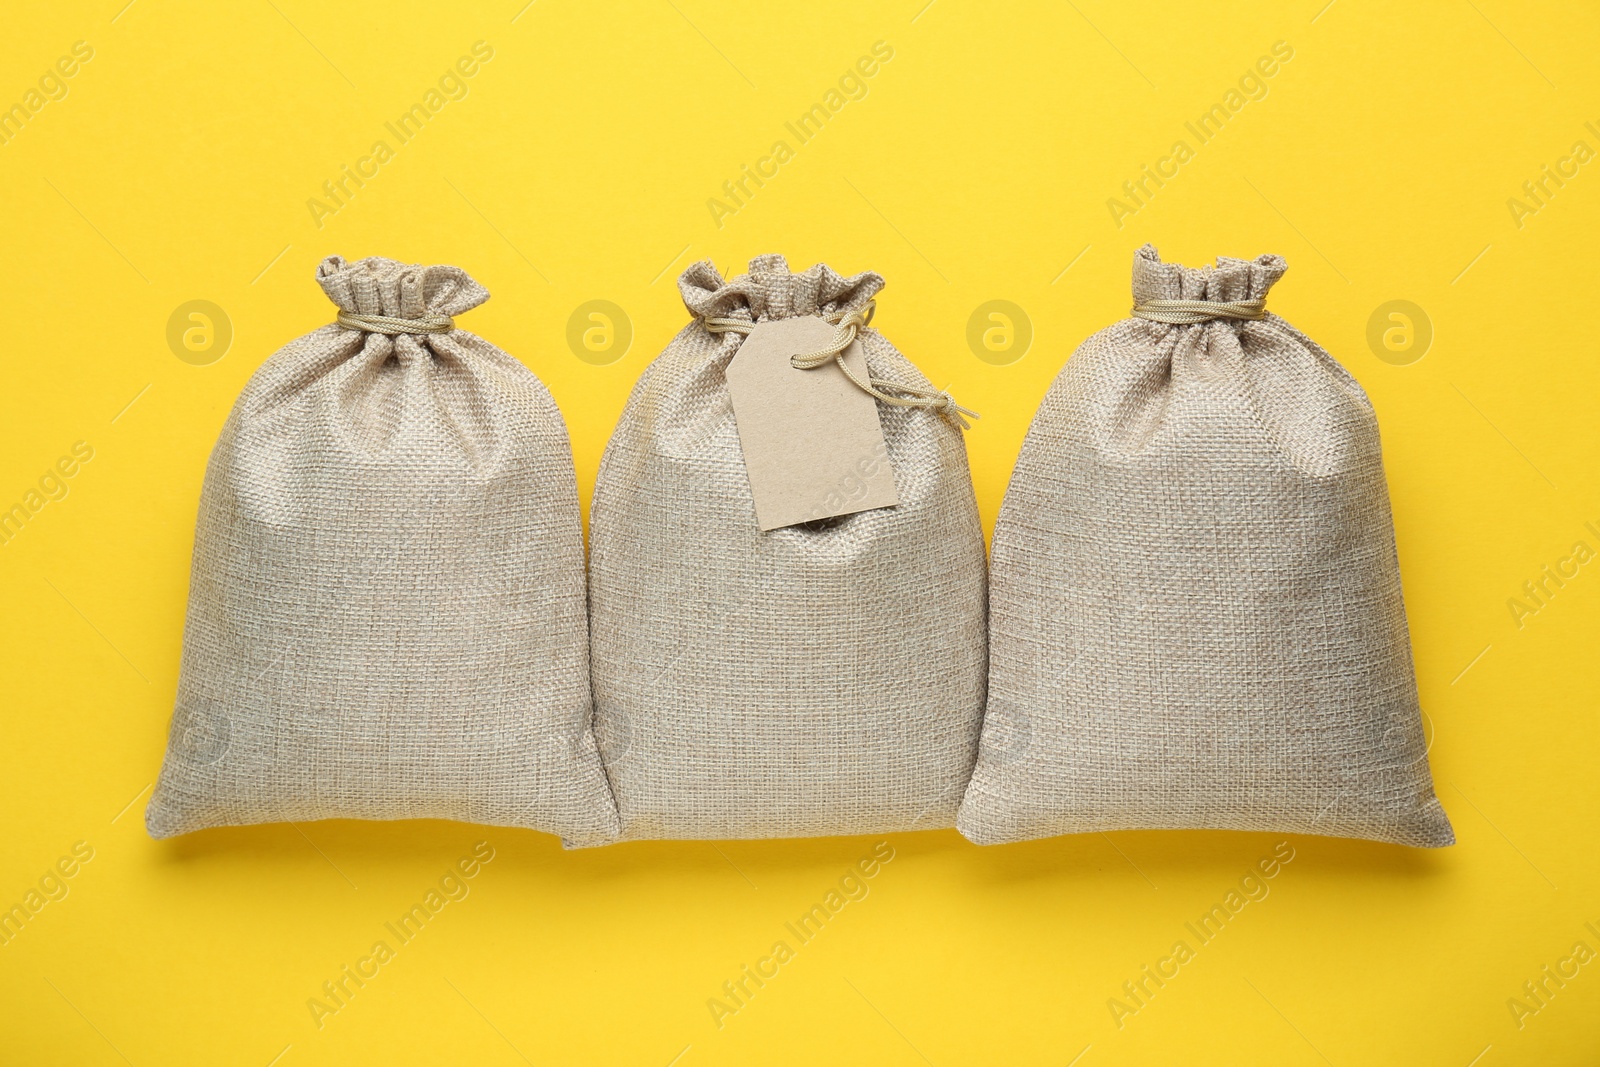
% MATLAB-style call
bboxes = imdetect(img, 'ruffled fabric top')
[679,254,883,324]
[316,256,490,318]
[1130,243,1286,307]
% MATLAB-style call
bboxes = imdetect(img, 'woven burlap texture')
[146,256,620,847]
[958,245,1454,848]
[589,255,988,840]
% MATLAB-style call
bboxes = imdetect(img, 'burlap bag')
[589,255,987,839]
[147,255,620,846]
[958,245,1453,848]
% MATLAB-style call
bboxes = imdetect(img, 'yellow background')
[2,1,1597,1063]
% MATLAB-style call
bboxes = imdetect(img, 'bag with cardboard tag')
[589,254,987,839]
[146,255,620,846]
[958,245,1453,848]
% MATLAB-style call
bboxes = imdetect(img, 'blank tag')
[725,315,899,531]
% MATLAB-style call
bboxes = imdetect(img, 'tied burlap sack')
[147,255,620,846]
[589,254,987,839]
[958,245,1453,848]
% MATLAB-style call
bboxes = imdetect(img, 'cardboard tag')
[725,315,899,531]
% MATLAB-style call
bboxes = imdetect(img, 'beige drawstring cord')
[1130,298,1266,325]
[336,312,455,335]
[701,302,978,430]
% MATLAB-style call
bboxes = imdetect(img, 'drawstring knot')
[701,301,978,430]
